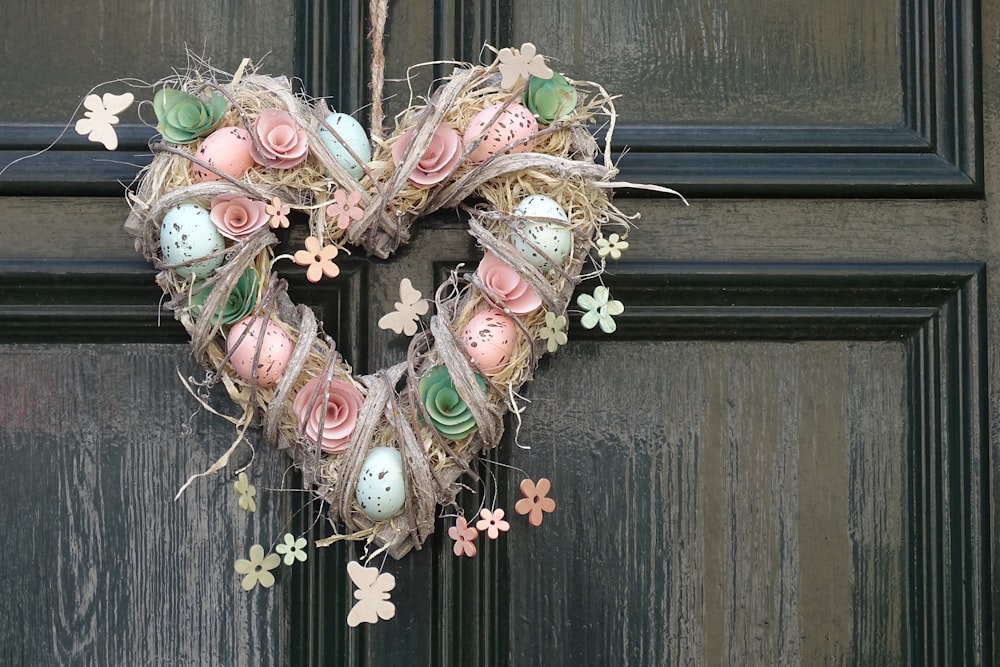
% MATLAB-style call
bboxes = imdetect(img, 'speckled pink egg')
[226,316,292,388]
[192,126,255,182]
[462,103,537,164]
[460,309,517,376]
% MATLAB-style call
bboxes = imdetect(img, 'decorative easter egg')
[191,126,255,182]
[159,203,226,279]
[356,447,406,521]
[317,112,371,180]
[226,316,293,388]
[511,195,573,272]
[462,103,537,163]
[460,309,517,376]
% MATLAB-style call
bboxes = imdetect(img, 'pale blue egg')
[317,113,371,180]
[512,195,572,272]
[356,447,406,521]
[159,203,226,279]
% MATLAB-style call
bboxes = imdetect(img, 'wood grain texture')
[507,340,907,665]
[0,0,295,123]
[511,0,900,124]
[0,345,290,665]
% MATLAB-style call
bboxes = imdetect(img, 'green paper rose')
[153,87,228,144]
[190,269,258,325]
[524,72,578,124]
[418,364,486,439]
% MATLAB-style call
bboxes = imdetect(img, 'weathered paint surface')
[0,0,997,664]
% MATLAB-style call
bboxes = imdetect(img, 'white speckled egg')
[317,112,371,180]
[226,316,293,388]
[192,126,255,182]
[511,195,572,272]
[460,308,517,376]
[463,103,537,163]
[159,203,226,279]
[356,447,405,521]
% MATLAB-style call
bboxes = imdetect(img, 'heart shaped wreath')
[116,44,681,599]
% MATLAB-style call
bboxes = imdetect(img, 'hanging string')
[369,0,390,140]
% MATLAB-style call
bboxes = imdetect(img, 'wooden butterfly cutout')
[346,560,396,627]
[74,92,134,150]
[377,278,429,336]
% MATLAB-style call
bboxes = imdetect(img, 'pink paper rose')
[390,123,461,187]
[477,251,541,314]
[251,109,309,169]
[209,194,271,240]
[293,376,364,453]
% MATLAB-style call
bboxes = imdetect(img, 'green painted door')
[1,1,994,665]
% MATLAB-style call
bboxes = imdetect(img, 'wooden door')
[1,0,994,665]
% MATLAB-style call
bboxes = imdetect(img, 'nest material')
[125,55,637,558]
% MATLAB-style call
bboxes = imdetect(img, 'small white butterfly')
[74,92,134,150]
[378,278,429,336]
[346,560,396,627]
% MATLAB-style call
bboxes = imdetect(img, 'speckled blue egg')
[159,203,226,279]
[511,195,572,272]
[355,447,405,521]
[317,113,371,180]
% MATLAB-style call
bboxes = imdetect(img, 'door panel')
[510,340,908,664]
[0,344,287,665]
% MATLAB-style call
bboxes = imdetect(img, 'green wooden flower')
[577,286,624,334]
[418,364,485,439]
[524,72,577,124]
[190,269,258,326]
[153,87,227,144]
[275,533,308,566]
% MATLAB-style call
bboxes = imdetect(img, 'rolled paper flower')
[209,193,271,240]
[418,364,486,439]
[293,376,365,453]
[390,123,462,187]
[250,108,309,169]
[525,72,578,124]
[152,87,227,144]
[189,268,258,325]
[476,251,541,314]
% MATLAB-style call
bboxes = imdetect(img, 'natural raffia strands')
[124,52,675,558]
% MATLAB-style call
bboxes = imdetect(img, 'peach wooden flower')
[476,508,510,540]
[292,376,364,452]
[477,251,541,314]
[448,516,478,557]
[294,236,339,282]
[514,478,556,526]
[209,193,270,240]
[266,197,290,229]
[326,188,365,229]
[390,123,462,187]
[251,108,309,169]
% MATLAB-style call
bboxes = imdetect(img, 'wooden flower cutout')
[515,478,556,526]
[266,197,291,229]
[234,544,281,591]
[476,508,510,540]
[449,516,479,557]
[538,311,568,353]
[346,560,396,627]
[74,92,134,150]
[294,236,340,282]
[326,188,365,229]
[378,278,429,336]
[233,471,256,513]
[497,43,553,90]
